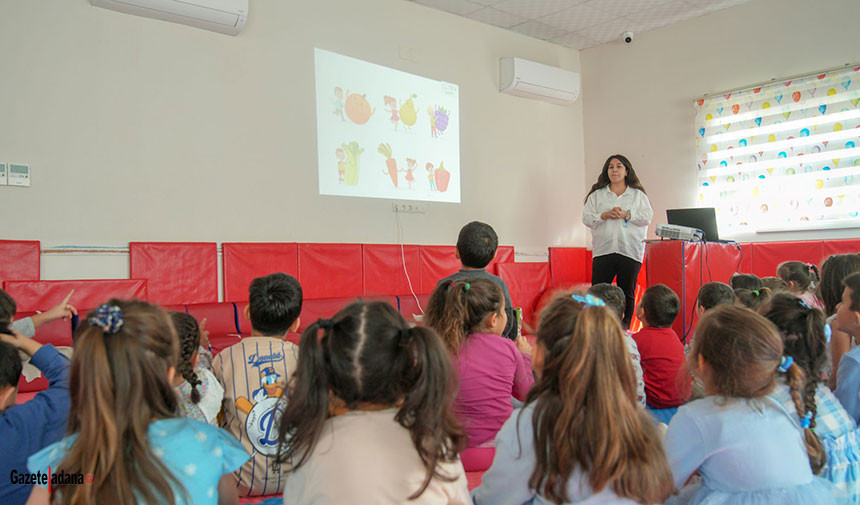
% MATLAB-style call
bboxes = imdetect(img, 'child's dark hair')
[762,293,828,448]
[845,272,860,311]
[0,289,16,324]
[276,301,465,499]
[586,283,624,320]
[248,272,303,336]
[0,340,23,390]
[170,311,202,404]
[456,221,498,269]
[762,276,789,292]
[820,254,860,315]
[640,284,680,328]
[526,295,673,504]
[56,299,187,505]
[691,305,825,474]
[730,273,763,291]
[735,287,772,311]
[778,261,820,292]
[424,278,504,353]
[697,282,735,311]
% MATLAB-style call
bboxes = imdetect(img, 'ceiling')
[404,0,754,50]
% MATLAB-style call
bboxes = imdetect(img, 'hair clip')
[798,299,811,309]
[317,318,333,330]
[824,323,832,344]
[89,304,124,334]
[463,282,470,292]
[777,356,794,373]
[571,294,606,307]
[752,290,760,296]
[800,411,813,429]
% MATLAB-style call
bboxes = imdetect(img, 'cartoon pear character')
[399,95,418,127]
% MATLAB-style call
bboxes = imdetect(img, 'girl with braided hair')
[170,312,224,425]
[275,301,469,504]
[763,293,860,502]
[664,305,839,505]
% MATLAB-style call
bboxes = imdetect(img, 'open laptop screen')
[666,208,721,242]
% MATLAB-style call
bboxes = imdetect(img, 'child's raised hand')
[45,290,78,321]
[0,328,42,356]
[199,318,211,349]
[516,334,533,356]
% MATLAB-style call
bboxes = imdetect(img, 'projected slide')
[314,48,460,203]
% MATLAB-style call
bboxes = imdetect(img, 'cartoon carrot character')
[378,143,398,188]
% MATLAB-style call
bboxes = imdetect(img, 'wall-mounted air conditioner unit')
[91,0,248,36]
[499,57,580,105]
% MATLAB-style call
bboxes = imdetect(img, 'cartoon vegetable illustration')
[378,143,398,187]
[434,107,449,134]
[344,90,375,125]
[399,95,418,127]
[434,161,451,192]
[341,141,363,186]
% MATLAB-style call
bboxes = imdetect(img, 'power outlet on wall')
[392,202,426,214]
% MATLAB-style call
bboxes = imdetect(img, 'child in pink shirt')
[425,278,534,447]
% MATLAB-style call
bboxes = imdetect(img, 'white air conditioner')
[499,57,580,105]
[91,0,248,36]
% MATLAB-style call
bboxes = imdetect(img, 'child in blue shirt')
[835,272,860,421]
[26,300,248,505]
[665,305,839,505]
[0,320,70,505]
[764,292,860,503]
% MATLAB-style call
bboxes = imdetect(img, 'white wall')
[581,0,860,243]
[0,0,586,279]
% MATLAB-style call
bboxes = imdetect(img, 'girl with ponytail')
[778,261,824,310]
[664,305,840,505]
[763,293,860,502]
[170,312,224,425]
[474,294,674,505]
[27,299,249,505]
[424,278,534,448]
[276,301,469,504]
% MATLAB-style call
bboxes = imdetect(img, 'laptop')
[666,208,722,242]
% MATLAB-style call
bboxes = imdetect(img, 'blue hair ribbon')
[89,304,124,334]
[798,299,811,309]
[824,323,832,344]
[777,356,794,373]
[800,412,813,430]
[571,294,606,307]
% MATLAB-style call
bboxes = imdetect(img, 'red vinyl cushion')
[496,262,551,328]
[362,244,420,296]
[750,241,826,278]
[298,244,363,299]
[222,243,299,302]
[185,302,238,335]
[362,295,400,311]
[397,293,431,322]
[130,242,218,306]
[0,240,40,285]
[298,297,360,332]
[14,314,74,393]
[548,247,589,287]
[419,245,460,293]
[4,279,147,313]
[822,239,860,258]
[160,304,187,314]
[488,245,515,275]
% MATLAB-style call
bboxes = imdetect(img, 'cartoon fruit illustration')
[399,95,417,127]
[344,90,375,125]
[434,107,449,134]
[341,141,363,186]
[378,143,398,187]
[434,162,451,192]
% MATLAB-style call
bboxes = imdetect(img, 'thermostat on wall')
[0,163,7,185]
[8,163,30,187]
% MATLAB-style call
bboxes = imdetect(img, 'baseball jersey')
[212,337,299,497]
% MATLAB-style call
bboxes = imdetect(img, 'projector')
[656,224,704,241]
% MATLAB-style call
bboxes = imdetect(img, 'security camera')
[623,31,634,44]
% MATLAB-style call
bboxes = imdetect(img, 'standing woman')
[583,155,653,327]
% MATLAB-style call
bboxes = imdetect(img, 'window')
[695,65,860,235]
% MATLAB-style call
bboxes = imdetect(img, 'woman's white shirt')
[582,186,653,262]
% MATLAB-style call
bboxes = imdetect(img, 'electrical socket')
[392,202,426,214]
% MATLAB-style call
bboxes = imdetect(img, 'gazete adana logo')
[10,467,94,492]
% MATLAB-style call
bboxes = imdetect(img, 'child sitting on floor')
[778,260,824,309]
[170,312,223,425]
